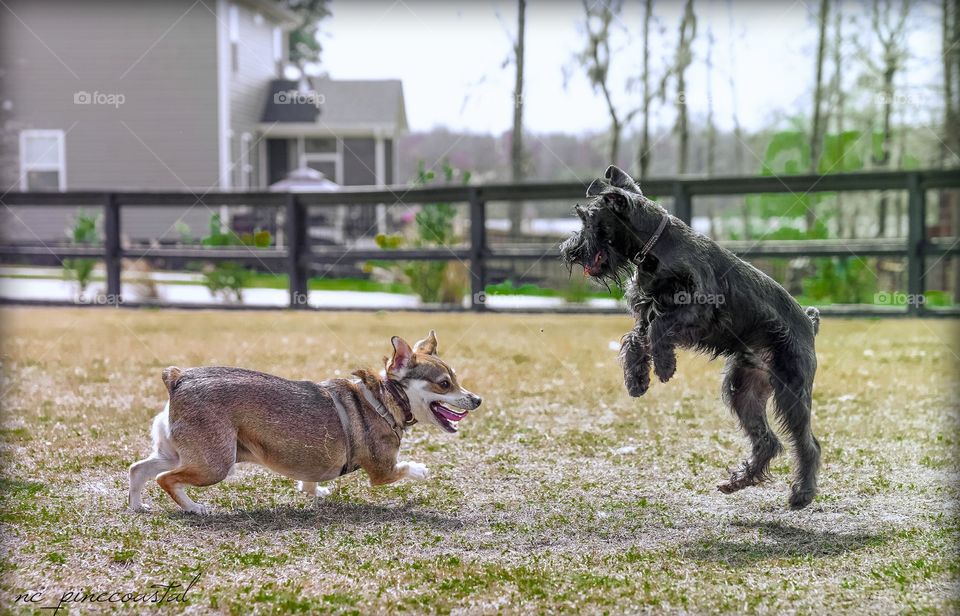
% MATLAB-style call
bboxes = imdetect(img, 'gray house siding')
[0,0,221,242]
[228,1,281,189]
[342,138,377,186]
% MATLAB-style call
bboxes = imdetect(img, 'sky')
[319,0,942,136]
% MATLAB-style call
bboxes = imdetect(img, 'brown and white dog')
[128,331,481,514]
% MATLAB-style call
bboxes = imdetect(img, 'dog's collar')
[354,379,415,443]
[633,214,670,264]
[355,381,404,442]
[384,379,416,428]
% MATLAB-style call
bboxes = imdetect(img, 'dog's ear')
[387,336,414,377]
[414,329,438,355]
[604,165,641,194]
[586,178,606,197]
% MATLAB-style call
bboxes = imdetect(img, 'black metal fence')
[1,169,958,316]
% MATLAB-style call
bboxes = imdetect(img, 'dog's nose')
[469,394,482,407]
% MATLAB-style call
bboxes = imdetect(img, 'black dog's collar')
[633,215,670,264]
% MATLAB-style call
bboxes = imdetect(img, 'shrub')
[374,161,470,304]
[62,210,99,298]
[199,214,271,303]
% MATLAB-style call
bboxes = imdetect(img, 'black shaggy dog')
[560,165,822,509]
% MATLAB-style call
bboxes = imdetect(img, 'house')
[0,0,407,246]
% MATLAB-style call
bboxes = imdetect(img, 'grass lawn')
[0,308,957,614]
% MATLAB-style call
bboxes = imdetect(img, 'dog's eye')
[439,379,450,389]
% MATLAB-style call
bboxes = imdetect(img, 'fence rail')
[1,169,958,316]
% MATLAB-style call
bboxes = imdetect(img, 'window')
[298,136,340,183]
[20,130,65,191]
[229,5,240,72]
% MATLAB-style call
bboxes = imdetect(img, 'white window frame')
[19,129,66,191]
[297,136,342,184]
[228,4,240,73]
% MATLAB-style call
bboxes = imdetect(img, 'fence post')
[906,172,926,316]
[286,193,308,309]
[103,193,121,302]
[672,182,692,226]
[469,187,487,311]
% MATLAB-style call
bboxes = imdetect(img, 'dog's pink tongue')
[434,404,466,422]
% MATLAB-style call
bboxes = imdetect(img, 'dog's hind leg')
[155,415,237,514]
[128,407,179,512]
[717,354,781,495]
[769,345,821,509]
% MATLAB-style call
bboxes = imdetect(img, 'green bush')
[199,214,271,302]
[374,161,470,304]
[62,210,99,297]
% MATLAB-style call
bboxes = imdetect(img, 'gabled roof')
[260,77,407,135]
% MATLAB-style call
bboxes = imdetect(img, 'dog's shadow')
[174,498,464,533]
[683,519,888,567]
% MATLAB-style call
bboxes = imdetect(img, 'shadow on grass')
[173,499,464,532]
[684,519,888,567]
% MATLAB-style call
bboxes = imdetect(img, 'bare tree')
[705,26,718,236]
[671,0,697,175]
[509,0,527,236]
[856,0,912,237]
[635,0,656,179]
[943,0,960,166]
[726,0,749,238]
[807,0,830,234]
[577,0,638,164]
[941,0,960,301]
[831,1,848,237]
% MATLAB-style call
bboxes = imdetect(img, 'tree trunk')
[508,0,526,237]
[832,1,846,238]
[875,65,894,237]
[705,27,717,237]
[808,0,830,235]
[726,0,749,238]
[637,0,654,179]
[675,0,696,175]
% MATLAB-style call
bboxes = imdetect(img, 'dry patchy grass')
[0,307,958,614]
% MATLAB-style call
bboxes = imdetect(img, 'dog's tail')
[161,366,184,395]
[805,307,821,336]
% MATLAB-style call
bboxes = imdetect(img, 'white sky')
[320,0,942,135]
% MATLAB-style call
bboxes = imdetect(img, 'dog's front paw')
[624,370,649,397]
[653,349,676,383]
[403,461,429,481]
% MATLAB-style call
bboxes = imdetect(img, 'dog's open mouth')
[430,402,468,433]
[583,251,605,276]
